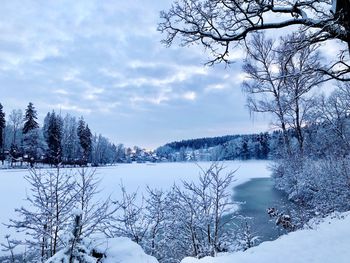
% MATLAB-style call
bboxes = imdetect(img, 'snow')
[45,237,158,263]
[2,161,350,263]
[181,212,350,263]
[94,237,158,263]
[0,160,270,256]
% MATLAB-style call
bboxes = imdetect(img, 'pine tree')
[23,102,39,134]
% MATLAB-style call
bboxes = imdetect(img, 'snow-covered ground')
[181,212,350,263]
[2,161,350,263]
[47,211,350,263]
[94,237,159,263]
[46,237,159,263]
[0,160,270,255]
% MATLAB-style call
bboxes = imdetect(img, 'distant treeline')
[155,131,284,162]
[3,101,331,166]
[0,102,155,167]
[164,135,243,150]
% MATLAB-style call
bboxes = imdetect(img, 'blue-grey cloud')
[0,0,269,148]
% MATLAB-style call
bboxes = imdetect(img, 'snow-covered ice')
[0,161,270,256]
[1,161,350,263]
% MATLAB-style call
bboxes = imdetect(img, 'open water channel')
[232,177,291,242]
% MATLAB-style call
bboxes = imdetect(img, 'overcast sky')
[0,0,270,149]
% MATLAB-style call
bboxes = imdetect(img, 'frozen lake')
[0,160,271,255]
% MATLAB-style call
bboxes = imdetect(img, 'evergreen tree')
[77,118,85,142]
[43,112,51,142]
[44,111,63,164]
[61,114,80,164]
[83,125,92,161]
[23,103,40,162]
[0,103,5,151]
[0,103,5,165]
[23,102,39,134]
[77,118,92,163]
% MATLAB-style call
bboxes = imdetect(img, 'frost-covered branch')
[159,0,350,76]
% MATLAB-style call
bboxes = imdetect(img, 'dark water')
[232,178,291,242]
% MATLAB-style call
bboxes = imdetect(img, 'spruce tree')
[77,118,85,144]
[44,111,62,165]
[83,125,92,160]
[77,118,92,163]
[23,102,39,134]
[23,103,40,162]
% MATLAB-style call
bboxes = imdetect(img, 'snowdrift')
[94,237,158,263]
[181,212,350,263]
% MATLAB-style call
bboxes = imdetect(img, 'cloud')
[183,91,197,101]
[0,0,268,148]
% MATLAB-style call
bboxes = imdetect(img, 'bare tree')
[159,0,350,79]
[243,33,323,153]
[74,168,117,237]
[6,168,76,262]
[168,163,236,258]
[8,109,23,147]
[282,35,323,151]
[313,82,350,154]
[106,184,149,245]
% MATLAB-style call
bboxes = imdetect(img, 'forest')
[0,102,139,167]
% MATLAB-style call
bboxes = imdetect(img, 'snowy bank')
[181,212,350,263]
[46,237,159,263]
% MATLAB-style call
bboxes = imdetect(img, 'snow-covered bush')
[104,163,236,263]
[272,155,350,219]
[143,163,236,262]
[4,167,116,262]
[45,213,97,263]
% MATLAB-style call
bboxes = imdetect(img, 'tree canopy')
[159,0,350,79]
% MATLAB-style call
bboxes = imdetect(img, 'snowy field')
[0,160,270,254]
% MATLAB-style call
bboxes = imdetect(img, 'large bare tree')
[242,33,323,153]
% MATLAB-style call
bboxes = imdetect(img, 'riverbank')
[181,211,350,263]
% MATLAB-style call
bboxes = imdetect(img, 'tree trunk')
[336,0,350,52]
